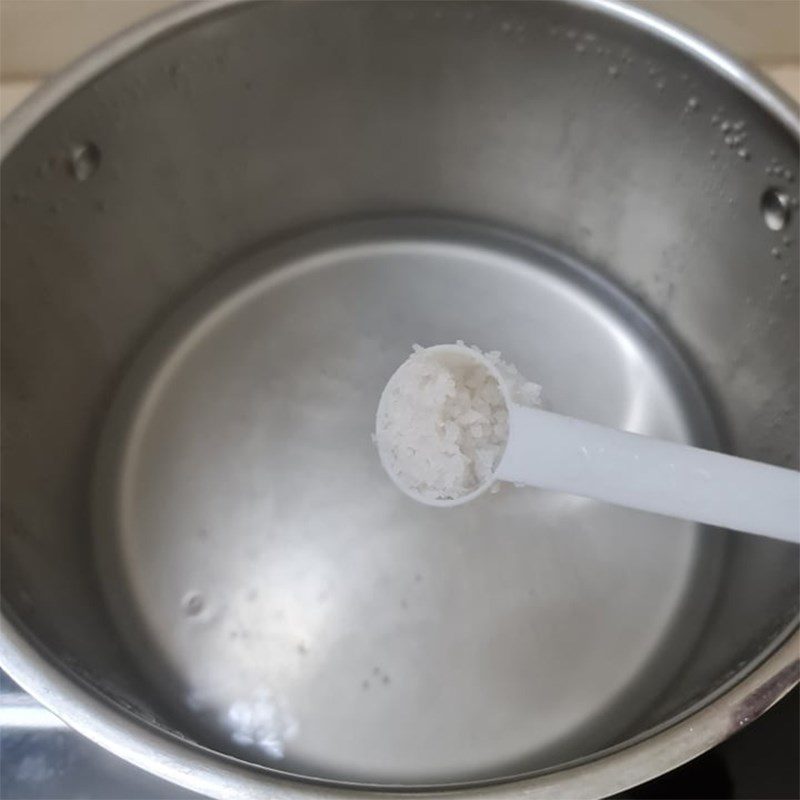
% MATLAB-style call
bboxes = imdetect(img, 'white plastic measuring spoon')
[376,343,800,544]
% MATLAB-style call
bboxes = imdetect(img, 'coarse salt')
[375,343,542,501]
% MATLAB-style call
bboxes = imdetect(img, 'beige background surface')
[1,0,799,116]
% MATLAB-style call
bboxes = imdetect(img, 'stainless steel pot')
[1,1,798,798]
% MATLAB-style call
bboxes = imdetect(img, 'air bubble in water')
[182,592,205,617]
[737,148,750,161]
[608,65,619,78]
[771,247,782,259]
[686,96,700,111]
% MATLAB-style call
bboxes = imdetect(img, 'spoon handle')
[497,405,800,543]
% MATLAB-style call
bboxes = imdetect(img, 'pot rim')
[1,1,798,798]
